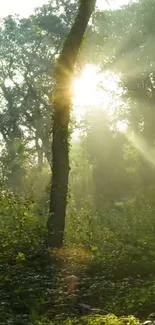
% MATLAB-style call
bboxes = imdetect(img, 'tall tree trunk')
[47,0,96,248]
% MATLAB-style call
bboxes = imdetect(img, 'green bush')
[0,191,46,263]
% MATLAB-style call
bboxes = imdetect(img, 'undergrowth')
[1,193,155,323]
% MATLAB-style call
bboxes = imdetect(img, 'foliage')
[0,191,46,262]
[1,0,155,323]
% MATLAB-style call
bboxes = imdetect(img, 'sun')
[71,64,127,137]
[72,65,103,108]
[72,64,104,123]
[72,64,124,119]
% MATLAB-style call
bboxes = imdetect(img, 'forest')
[1,0,155,324]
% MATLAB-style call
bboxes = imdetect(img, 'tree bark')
[47,0,96,248]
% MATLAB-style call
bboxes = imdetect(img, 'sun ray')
[126,131,155,168]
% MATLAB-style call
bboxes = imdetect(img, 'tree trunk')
[47,0,96,248]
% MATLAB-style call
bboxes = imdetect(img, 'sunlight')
[72,64,123,122]
[71,64,126,141]
[126,131,155,168]
[117,120,128,133]
[73,65,102,107]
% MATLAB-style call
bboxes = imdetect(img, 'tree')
[87,0,155,198]
[47,0,97,248]
[0,4,73,188]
